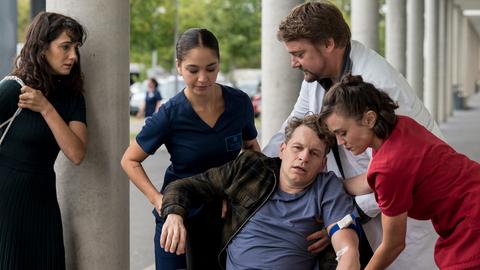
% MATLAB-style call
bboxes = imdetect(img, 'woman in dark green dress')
[0,12,87,270]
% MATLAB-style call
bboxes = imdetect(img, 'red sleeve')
[370,164,415,217]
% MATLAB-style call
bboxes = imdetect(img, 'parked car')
[129,76,186,116]
[158,76,186,102]
[129,81,145,115]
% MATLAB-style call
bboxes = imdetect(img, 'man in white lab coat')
[263,2,439,269]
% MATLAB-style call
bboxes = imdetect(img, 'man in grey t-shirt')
[226,171,355,270]
[160,115,360,270]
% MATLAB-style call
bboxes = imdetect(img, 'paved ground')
[439,92,480,162]
[129,92,480,269]
[129,117,168,270]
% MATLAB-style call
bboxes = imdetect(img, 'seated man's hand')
[160,214,187,255]
[221,199,228,218]
[306,227,330,253]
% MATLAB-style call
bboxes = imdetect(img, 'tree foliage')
[130,0,177,71]
[131,0,389,73]
[130,0,261,74]
[17,0,30,43]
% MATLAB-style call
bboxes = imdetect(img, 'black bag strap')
[332,143,371,223]
[332,143,373,267]
[332,143,345,179]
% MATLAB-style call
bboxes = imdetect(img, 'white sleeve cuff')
[355,193,381,218]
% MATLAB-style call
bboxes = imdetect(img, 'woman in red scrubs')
[321,74,480,270]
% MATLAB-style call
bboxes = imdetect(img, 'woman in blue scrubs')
[121,28,260,269]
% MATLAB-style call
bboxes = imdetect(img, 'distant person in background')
[137,77,162,118]
[121,28,260,270]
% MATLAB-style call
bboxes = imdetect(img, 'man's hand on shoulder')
[306,218,331,253]
[160,214,187,255]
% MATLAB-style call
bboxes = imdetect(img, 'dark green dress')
[0,79,86,270]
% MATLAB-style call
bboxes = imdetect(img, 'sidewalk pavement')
[439,92,480,162]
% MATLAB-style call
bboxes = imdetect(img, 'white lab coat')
[263,40,439,269]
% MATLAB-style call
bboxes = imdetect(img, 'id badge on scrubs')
[225,133,242,152]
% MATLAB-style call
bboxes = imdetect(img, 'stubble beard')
[301,69,320,83]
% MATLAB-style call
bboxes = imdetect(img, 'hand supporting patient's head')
[279,114,335,193]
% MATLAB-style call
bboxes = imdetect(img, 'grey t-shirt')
[226,171,355,270]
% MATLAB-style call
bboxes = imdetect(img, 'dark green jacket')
[161,150,280,268]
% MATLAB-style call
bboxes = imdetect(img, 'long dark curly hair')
[12,12,86,97]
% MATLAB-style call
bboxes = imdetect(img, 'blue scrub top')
[136,84,258,191]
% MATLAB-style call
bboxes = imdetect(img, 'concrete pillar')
[437,0,447,122]
[451,5,461,90]
[0,0,17,77]
[261,0,304,146]
[386,0,407,75]
[461,17,477,97]
[406,0,424,100]
[47,0,130,269]
[424,0,439,120]
[445,1,454,117]
[30,0,46,20]
[351,0,379,51]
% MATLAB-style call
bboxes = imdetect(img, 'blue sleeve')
[0,80,21,124]
[136,103,171,154]
[318,171,356,227]
[242,93,258,140]
[156,89,162,101]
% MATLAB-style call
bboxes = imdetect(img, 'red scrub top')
[368,116,480,269]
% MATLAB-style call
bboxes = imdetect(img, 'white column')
[351,0,379,51]
[406,0,424,100]
[386,0,407,75]
[451,5,461,90]
[261,0,304,146]
[445,1,454,117]
[452,6,465,112]
[47,0,130,269]
[437,0,447,122]
[462,17,477,97]
[0,0,17,77]
[424,0,439,120]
